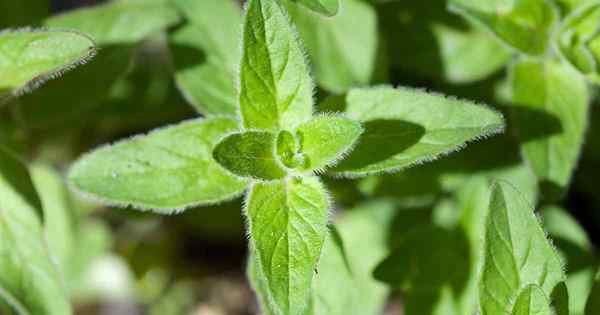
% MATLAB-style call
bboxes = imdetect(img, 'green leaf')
[558,1,600,82]
[287,0,377,92]
[332,86,505,177]
[169,0,241,115]
[585,270,600,315]
[239,0,314,131]
[45,0,180,45]
[0,147,72,315]
[448,0,558,55]
[246,177,329,315]
[511,59,589,198]
[213,131,288,180]
[0,29,96,101]
[30,164,76,286]
[0,0,49,28]
[290,0,339,16]
[295,115,363,172]
[511,284,553,315]
[69,117,248,213]
[479,181,566,315]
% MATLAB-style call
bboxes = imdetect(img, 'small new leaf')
[246,177,329,315]
[213,131,288,181]
[511,285,553,315]
[45,0,180,45]
[290,0,339,16]
[69,117,248,213]
[333,86,504,177]
[511,59,589,198]
[240,0,314,131]
[295,115,363,172]
[0,29,95,101]
[479,181,566,315]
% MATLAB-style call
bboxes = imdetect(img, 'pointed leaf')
[333,86,505,177]
[0,147,71,315]
[479,181,566,315]
[290,0,339,16]
[448,0,558,55]
[213,131,288,180]
[511,285,553,315]
[246,177,329,315]
[239,0,314,131]
[287,0,377,92]
[295,115,363,172]
[69,117,248,213]
[511,59,589,197]
[0,29,96,101]
[45,0,180,45]
[170,0,241,115]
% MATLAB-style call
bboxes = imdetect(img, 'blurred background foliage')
[1,0,600,314]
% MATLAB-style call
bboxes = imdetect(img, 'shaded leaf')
[0,0,48,28]
[240,0,313,130]
[69,117,248,213]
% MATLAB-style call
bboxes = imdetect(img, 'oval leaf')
[0,29,95,101]
[45,0,180,45]
[246,177,329,315]
[511,59,589,198]
[332,86,505,177]
[479,181,566,315]
[213,131,288,180]
[239,0,314,130]
[69,117,248,213]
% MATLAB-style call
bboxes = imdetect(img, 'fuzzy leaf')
[287,0,377,92]
[511,59,589,198]
[246,177,329,315]
[239,0,314,131]
[511,285,553,315]
[290,0,339,16]
[295,115,363,172]
[69,117,248,213]
[449,0,558,55]
[0,29,96,101]
[170,0,241,115]
[45,0,180,45]
[0,147,72,315]
[479,181,566,315]
[558,1,600,82]
[333,86,505,177]
[213,131,287,180]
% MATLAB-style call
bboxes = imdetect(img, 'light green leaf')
[45,0,180,45]
[448,0,558,55]
[511,59,589,198]
[479,181,566,315]
[0,147,71,315]
[558,1,600,82]
[246,177,329,315]
[511,284,553,315]
[295,115,363,172]
[30,164,76,286]
[239,0,314,131]
[290,0,339,16]
[0,0,48,28]
[333,86,505,177]
[287,0,377,92]
[69,117,248,213]
[213,131,288,180]
[170,0,241,115]
[585,270,600,315]
[0,29,96,101]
